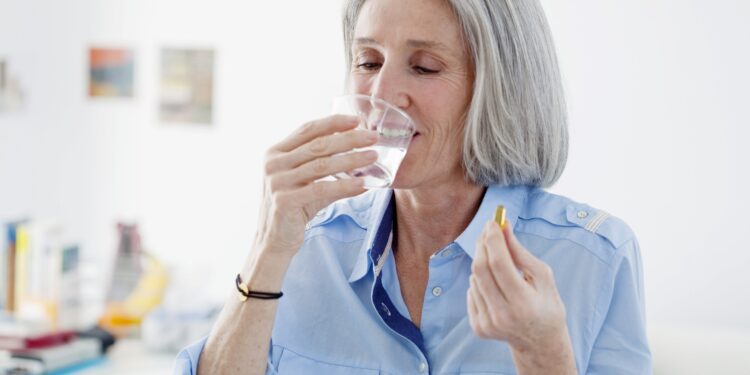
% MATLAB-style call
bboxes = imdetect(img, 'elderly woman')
[176,0,651,374]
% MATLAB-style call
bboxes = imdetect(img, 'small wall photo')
[159,48,215,125]
[88,47,135,98]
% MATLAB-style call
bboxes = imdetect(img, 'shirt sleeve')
[173,335,282,375]
[585,239,653,374]
[173,336,208,375]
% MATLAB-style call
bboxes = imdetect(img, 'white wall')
[1,0,748,349]
[0,0,349,310]
[542,0,750,334]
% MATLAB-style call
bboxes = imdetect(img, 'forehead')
[353,0,465,54]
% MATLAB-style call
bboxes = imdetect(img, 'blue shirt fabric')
[174,184,652,374]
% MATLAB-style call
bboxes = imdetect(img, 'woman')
[176,0,651,373]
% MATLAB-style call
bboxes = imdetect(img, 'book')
[0,353,45,374]
[0,222,5,310]
[14,220,64,326]
[5,221,24,312]
[11,337,101,373]
[0,330,74,351]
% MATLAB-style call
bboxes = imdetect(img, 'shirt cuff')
[174,336,209,375]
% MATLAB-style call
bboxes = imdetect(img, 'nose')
[370,62,410,110]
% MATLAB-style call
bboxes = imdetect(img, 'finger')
[269,129,379,173]
[273,115,360,153]
[483,221,527,298]
[274,149,378,187]
[472,228,503,298]
[466,286,482,335]
[281,178,366,219]
[474,235,509,302]
[474,245,511,306]
[467,287,479,318]
[469,275,490,322]
[469,275,489,338]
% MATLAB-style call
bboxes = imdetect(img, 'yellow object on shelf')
[99,252,168,337]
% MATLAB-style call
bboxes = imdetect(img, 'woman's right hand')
[253,114,379,258]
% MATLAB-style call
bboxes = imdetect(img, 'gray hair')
[343,0,568,187]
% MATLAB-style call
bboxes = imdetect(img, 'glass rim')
[333,94,415,130]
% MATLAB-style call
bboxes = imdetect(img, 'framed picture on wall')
[159,48,215,125]
[0,59,25,112]
[0,59,6,89]
[88,47,135,98]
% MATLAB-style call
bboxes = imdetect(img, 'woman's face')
[350,0,473,189]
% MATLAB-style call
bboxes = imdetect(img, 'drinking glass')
[331,95,416,189]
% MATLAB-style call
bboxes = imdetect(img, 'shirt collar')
[454,184,530,259]
[347,184,531,282]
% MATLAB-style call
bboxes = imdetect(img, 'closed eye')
[355,63,440,75]
[413,66,439,75]
[356,62,382,71]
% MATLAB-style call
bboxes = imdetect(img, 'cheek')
[417,78,470,120]
[416,91,468,142]
[406,132,461,167]
[349,75,373,95]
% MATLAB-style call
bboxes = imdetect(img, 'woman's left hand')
[467,220,577,374]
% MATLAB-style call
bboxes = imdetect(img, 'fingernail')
[364,150,378,160]
[365,131,379,141]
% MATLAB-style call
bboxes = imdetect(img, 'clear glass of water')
[331,94,416,189]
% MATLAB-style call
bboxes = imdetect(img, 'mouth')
[374,129,419,148]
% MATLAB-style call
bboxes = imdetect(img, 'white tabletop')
[74,339,176,375]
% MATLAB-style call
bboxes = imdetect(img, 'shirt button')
[441,249,453,257]
[418,362,427,373]
[577,210,589,219]
[432,287,442,297]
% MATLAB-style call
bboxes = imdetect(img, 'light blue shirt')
[175,185,651,374]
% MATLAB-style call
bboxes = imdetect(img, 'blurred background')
[0,0,748,373]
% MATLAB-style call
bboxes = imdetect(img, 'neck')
[393,178,486,263]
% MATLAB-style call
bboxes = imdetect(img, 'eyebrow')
[354,37,449,52]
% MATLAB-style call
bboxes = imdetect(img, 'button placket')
[426,256,450,301]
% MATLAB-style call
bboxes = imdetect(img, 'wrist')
[510,326,577,375]
[238,246,294,293]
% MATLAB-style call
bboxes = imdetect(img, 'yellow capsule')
[494,205,506,230]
